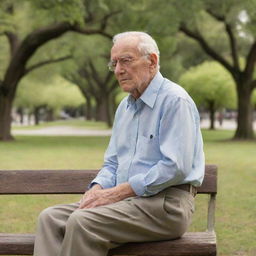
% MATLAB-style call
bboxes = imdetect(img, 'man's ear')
[149,53,158,70]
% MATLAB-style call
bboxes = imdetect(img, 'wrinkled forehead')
[111,37,141,59]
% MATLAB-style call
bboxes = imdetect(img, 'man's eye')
[120,58,132,64]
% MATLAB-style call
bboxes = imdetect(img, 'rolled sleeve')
[128,174,146,196]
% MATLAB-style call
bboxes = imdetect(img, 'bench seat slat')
[0,165,217,194]
[0,232,216,256]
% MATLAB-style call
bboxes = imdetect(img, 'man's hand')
[78,183,136,209]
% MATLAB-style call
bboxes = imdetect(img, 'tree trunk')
[234,85,254,139]
[34,107,41,125]
[18,107,24,124]
[86,97,92,120]
[208,100,215,130]
[0,94,14,141]
[46,108,54,122]
[95,97,112,127]
[105,95,112,127]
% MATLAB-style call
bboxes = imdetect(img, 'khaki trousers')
[33,187,194,256]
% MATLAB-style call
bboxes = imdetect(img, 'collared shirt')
[91,72,205,197]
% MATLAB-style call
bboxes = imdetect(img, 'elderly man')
[33,31,204,256]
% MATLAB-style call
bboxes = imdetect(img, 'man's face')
[110,38,156,98]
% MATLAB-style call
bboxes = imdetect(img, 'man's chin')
[119,83,132,92]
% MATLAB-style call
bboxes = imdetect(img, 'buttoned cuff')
[128,174,146,196]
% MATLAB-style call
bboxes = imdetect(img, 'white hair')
[113,31,160,70]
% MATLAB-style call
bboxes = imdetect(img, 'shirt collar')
[140,72,164,109]
[127,72,164,109]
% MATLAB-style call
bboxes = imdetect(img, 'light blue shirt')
[91,72,205,196]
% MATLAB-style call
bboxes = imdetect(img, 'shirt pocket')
[136,134,161,162]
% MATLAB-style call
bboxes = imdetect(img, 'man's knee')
[66,209,96,232]
[37,206,59,224]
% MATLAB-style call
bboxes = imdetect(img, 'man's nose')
[114,62,125,75]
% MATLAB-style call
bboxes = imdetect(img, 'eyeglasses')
[108,55,147,72]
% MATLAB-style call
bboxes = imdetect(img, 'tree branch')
[64,73,91,99]
[14,21,112,68]
[88,59,103,87]
[100,10,121,32]
[4,31,19,57]
[71,25,113,39]
[105,71,117,94]
[73,10,120,40]
[251,79,256,90]
[105,70,113,84]
[78,67,98,96]
[244,41,256,81]
[179,23,236,77]
[24,55,72,75]
[107,79,118,94]
[206,9,240,71]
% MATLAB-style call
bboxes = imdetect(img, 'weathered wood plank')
[0,232,216,256]
[200,165,217,194]
[0,169,97,194]
[0,234,34,255]
[109,232,217,256]
[0,165,217,195]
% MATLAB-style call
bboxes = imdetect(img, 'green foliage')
[15,74,85,114]
[179,61,237,109]
[28,0,86,26]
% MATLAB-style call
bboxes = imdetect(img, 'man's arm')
[79,183,136,209]
[88,100,126,190]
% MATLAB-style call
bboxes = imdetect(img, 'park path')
[11,120,256,136]
[12,126,112,136]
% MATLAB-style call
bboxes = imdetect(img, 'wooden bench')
[0,164,217,256]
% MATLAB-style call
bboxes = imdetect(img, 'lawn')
[0,129,255,256]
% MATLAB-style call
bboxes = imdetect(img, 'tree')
[0,0,118,141]
[173,0,256,139]
[61,34,118,126]
[179,61,236,129]
[65,62,118,127]
[14,74,85,125]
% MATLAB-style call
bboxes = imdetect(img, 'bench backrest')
[0,165,217,195]
[0,164,217,232]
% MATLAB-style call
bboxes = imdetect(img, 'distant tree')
[65,64,118,127]
[0,0,118,140]
[174,0,256,139]
[179,61,236,129]
[14,75,85,125]
[61,35,118,127]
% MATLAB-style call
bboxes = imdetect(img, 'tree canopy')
[180,61,236,129]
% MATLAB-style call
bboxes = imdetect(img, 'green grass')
[0,129,256,256]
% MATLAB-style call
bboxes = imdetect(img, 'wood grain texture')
[0,165,217,194]
[0,232,216,256]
